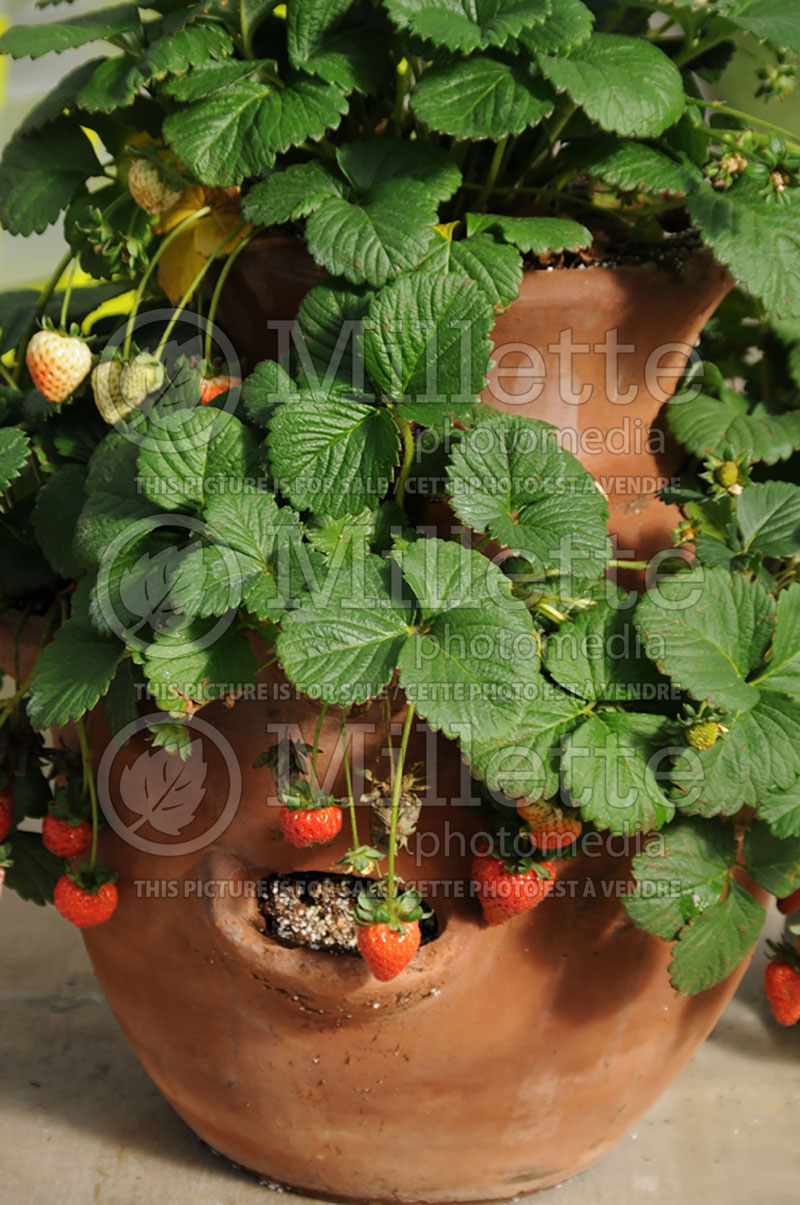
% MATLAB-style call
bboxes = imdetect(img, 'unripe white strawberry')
[128,159,182,215]
[119,353,165,406]
[26,329,92,403]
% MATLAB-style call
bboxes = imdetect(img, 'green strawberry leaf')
[395,538,541,741]
[0,427,30,493]
[753,584,800,695]
[446,411,611,587]
[744,820,800,896]
[537,34,684,138]
[267,395,400,516]
[0,118,100,236]
[411,55,555,141]
[242,161,346,226]
[688,178,800,319]
[546,589,667,702]
[304,177,439,286]
[756,780,800,839]
[32,463,88,580]
[77,23,235,112]
[421,232,523,307]
[464,680,587,801]
[465,212,592,254]
[28,615,125,728]
[141,620,257,713]
[163,63,349,186]
[137,408,257,513]
[384,0,550,52]
[170,486,315,622]
[716,0,800,52]
[337,138,462,203]
[562,710,675,835]
[277,553,413,705]
[568,137,699,196]
[516,0,594,55]
[294,281,374,390]
[286,0,353,62]
[363,272,494,424]
[667,388,800,465]
[102,658,140,738]
[736,481,800,558]
[0,4,141,59]
[3,830,63,906]
[241,359,301,428]
[75,434,160,565]
[668,882,764,995]
[671,691,800,815]
[624,817,737,940]
[635,566,775,713]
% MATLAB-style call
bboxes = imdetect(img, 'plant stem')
[76,716,100,868]
[12,249,72,384]
[311,703,328,790]
[391,406,416,502]
[155,221,246,358]
[675,30,738,69]
[609,558,649,570]
[475,134,509,210]
[122,207,211,359]
[341,717,359,848]
[386,702,415,918]
[204,230,254,362]
[58,258,78,330]
[685,96,800,146]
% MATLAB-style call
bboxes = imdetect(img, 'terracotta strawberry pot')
[45,241,748,1201]
[79,673,762,1203]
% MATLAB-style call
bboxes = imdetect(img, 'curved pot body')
[77,242,741,1201]
[82,675,759,1203]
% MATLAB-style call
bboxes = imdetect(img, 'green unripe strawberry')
[686,720,722,751]
[714,460,740,489]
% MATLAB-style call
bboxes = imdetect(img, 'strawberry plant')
[0,0,799,996]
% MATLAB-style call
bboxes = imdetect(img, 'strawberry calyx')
[766,937,800,974]
[280,781,338,812]
[47,789,91,827]
[67,861,118,894]
[0,842,13,870]
[354,880,427,932]
[335,844,385,875]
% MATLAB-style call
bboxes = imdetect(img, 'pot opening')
[257,870,439,956]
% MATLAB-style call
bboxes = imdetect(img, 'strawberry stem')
[122,206,212,359]
[387,702,416,919]
[12,249,72,385]
[390,405,415,503]
[58,258,78,330]
[155,220,247,358]
[75,716,100,869]
[340,716,359,849]
[204,228,255,362]
[311,702,328,792]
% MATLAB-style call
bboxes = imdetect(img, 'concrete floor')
[1,890,799,1204]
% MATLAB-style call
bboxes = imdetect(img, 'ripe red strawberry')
[765,958,800,1026]
[778,886,800,915]
[42,814,92,858]
[279,803,343,848]
[200,374,243,404]
[516,799,582,851]
[128,158,182,215]
[472,852,556,926]
[357,921,421,981]
[54,875,118,928]
[26,328,92,403]
[0,788,14,843]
